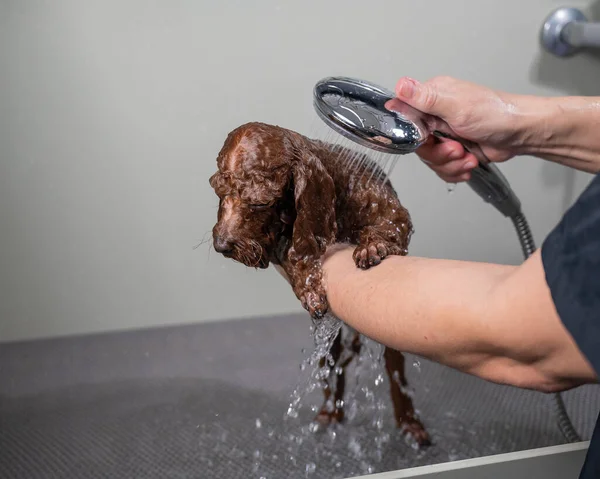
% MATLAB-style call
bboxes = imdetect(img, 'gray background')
[1,0,600,341]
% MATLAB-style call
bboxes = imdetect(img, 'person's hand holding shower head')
[388,76,548,183]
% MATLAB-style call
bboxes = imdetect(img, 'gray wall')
[1,0,599,342]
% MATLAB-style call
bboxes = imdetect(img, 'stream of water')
[250,311,428,479]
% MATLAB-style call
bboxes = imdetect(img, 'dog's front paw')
[300,288,329,319]
[353,241,403,270]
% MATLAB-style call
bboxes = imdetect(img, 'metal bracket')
[540,7,600,57]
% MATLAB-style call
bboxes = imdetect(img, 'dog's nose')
[214,235,235,255]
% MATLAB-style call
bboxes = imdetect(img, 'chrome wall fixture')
[541,7,600,57]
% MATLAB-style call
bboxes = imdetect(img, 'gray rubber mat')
[1,314,599,479]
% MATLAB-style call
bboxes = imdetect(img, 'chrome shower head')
[313,76,429,154]
[313,76,523,219]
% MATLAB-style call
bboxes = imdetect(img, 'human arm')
[320,244,598,393]
[388,76,600,182]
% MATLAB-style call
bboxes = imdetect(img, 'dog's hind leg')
[315,329,362,425]
[383,347,430,446]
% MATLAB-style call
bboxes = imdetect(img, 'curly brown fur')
[209,122,429,446]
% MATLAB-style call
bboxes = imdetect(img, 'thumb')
[395,77,455,118]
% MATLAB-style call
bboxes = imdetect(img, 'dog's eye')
[249,204,270,210]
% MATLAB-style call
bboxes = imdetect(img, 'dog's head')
[209,122,338,268]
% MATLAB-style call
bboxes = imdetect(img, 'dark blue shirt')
[541,173,600,478]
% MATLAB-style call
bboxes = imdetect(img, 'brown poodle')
[209,122,429,445]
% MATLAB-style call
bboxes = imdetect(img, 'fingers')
[394,76,458,118]
[416,137,478,183]
[431,161,476,182]
[417,136,465,164]
[391,76,475,182]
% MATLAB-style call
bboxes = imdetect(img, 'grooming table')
[1,314,598,478]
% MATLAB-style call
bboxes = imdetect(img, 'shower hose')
[510,213,581,443]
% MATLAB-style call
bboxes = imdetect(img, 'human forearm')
[322,246,507,364]
[515,95,600,172]
[321,246,597,392]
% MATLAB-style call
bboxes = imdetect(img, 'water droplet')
[347,401,358,420]
[286,406,298,419]
[374,373,384,386]
[400,385,415,397]
[335,399,344,408]
[375,432,390,446]
[255,418,262,429]
[306,462,316,475]
[348,436,363,458]
[413,360,421,372]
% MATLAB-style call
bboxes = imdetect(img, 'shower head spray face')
[313,76,430,154]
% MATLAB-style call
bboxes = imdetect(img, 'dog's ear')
[289,149,337,259]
